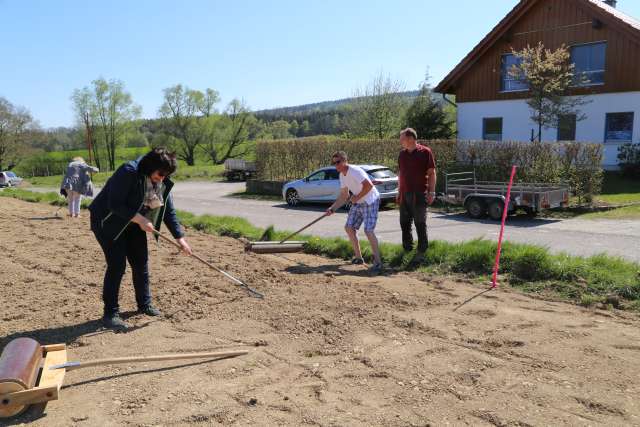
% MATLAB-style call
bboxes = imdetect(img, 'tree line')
[1,70,456,173]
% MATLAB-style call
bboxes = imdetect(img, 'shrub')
[618,143,640,179]
[255,138,603,200]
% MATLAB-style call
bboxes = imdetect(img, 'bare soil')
[2,198,640,426]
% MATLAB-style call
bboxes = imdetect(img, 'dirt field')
[2,198,640,426]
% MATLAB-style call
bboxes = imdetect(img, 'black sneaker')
[411,252,426,265]
[139,305,162,316]
[103,313,129,330]
[351,257,365,265]
[369,262,383,275]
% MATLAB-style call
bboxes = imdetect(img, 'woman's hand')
[176,237,192,256]
[132,213,155,234]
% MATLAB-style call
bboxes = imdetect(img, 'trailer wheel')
[488,200,504,221]
[465,198,487,219]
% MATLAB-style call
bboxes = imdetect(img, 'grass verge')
[24,164,224,187]
[3,189,640,311]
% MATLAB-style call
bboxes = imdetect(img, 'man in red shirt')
[397,128,436,262]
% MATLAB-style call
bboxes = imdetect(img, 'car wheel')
[286,189,300,206]
[465,198,487,219]
[488,200,504,221]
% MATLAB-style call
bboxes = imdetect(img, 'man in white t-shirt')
[326,151,382,274]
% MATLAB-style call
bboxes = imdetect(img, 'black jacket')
[89,159,184,241]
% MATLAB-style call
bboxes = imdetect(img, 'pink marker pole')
[491,165,517,289]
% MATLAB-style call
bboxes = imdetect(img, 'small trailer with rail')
[443,171,570,220]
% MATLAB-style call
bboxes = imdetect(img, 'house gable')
[435,0,640,103]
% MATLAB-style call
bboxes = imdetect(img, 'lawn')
[24,164,224,187]
[584,172,640,219]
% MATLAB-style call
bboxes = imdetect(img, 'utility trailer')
[223,159,256,181]
[444,171,570,220]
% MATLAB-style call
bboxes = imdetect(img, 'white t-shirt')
[339,165,380,205]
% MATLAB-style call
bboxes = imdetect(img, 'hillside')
[255,90,422,117]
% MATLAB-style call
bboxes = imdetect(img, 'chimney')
[604,0,617,8]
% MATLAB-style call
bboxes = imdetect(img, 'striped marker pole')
[491,165,517,289]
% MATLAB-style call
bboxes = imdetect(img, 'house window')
[557,114,577,141]
[605,112,634,142]
[501,54,528,92]
[483,118,503,141]
[571,42,606,86]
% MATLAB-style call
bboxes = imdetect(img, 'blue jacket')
[89,159,184,241]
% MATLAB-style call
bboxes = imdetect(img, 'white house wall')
[456,91,640,168]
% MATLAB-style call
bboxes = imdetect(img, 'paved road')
[23,182,640,262]
[169,181,640,263]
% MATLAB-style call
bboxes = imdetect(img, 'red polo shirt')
[398,144,436,194]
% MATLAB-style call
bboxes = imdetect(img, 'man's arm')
[426,168,436,205]
[352,179,373,204]
[327,187,350,215]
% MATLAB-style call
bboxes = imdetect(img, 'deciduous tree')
[509,43,589,142]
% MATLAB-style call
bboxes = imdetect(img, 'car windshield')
[6,172,16,177]
[367,168,396,179]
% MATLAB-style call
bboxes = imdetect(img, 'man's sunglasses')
[331,159,342,166]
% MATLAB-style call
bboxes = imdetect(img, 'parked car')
[0,171,22,187]
[282,165,398,207]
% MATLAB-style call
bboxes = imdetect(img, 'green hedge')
[255,138,603,201]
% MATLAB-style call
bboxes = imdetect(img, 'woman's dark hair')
[138,147,178,177]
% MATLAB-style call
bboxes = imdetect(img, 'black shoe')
[103,313,129,330]
[351,257,365,265]
[139,305,161,316]
[410,252,426,265]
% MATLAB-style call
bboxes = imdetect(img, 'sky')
[1,0,639,128]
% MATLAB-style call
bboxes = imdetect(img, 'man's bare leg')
[365,230,382,265]
[345,226,363,260]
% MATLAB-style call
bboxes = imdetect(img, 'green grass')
[4,188,640,311]
[24,164,224,188]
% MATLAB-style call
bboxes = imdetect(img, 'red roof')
[435,0,640,94]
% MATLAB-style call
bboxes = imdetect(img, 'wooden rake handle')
[279,213,328,244]
[152,230,264,299]
[50,350,249,371]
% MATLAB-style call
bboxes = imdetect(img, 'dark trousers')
[91,218,151,316]
[399,192,428,253]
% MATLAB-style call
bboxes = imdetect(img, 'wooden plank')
[42,344,66,352]
[38,348,66,392]
[0,385,59,407]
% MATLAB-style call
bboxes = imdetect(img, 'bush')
[618,143,640,179]
[255,138,603,200]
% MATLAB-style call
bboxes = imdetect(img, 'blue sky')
[1,0,639,128]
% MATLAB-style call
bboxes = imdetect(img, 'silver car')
[0,171,22,187]
[282,164,398,207]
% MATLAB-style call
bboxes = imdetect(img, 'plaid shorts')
[346,200,380,232]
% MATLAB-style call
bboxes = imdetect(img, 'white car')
[282,165,398,207]
[0,171,22,187]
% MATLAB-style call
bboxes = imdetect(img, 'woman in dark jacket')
[89,148,192,329]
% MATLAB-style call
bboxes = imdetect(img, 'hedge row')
[255,138,603,201]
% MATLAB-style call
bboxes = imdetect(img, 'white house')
[434,0,640,169]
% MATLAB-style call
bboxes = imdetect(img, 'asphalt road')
[168,181,640,263]
[22,181,639,262]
